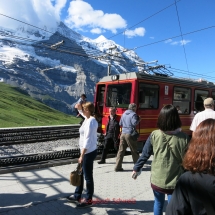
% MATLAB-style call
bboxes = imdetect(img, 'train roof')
[98,72,215,89]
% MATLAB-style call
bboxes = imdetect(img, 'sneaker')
[97,160,106,164]
[115,168,124,172]
[67,195,79,203]
[76,201,92,208]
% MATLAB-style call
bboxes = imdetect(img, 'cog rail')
[0,125,118,174]
[0,125,80,146]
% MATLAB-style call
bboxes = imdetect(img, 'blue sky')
[0,0,214,81]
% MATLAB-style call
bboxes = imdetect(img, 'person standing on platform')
[67,102,98,208]
[166,118,215,215]
[132,104,189,215]
[98,107,120,164]
[75,94,87,125]
[190,97,215,132]
[115,103,141,172]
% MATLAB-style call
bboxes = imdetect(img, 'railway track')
[0,124,80,146]
[0,125,117,174]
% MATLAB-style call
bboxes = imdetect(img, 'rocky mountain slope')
[0,22,143,114]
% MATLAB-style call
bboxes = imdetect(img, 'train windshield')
[106,83,131,107]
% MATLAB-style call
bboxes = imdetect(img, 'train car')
[94,72,215,151]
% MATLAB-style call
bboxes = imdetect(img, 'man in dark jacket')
[115,103,141,171]
[98,107,120,164]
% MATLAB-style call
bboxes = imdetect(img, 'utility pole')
[107,45,117,76]
[107,62,111,76]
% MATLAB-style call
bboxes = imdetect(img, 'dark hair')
[183,118,215,174]
[81,94,87,98]
[157,104,181,131]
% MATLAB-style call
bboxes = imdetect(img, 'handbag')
[70,163,82,186]
[131,128,139,140]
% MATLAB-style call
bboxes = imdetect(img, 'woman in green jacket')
[132,104,190,215]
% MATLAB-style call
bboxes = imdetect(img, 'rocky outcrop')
[0,22,142,114]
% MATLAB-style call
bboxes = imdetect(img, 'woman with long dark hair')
[166,118,215,215]
[67,102,98,208]
[132,104,190,215]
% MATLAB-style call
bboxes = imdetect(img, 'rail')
[0,125,117,174]
[0,124,80,146]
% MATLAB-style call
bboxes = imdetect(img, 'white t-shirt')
[79,115,98,154]
[190,108,215,131]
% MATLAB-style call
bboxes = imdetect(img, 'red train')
[94,72,215,150]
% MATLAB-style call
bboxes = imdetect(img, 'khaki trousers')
[115,133,139,170]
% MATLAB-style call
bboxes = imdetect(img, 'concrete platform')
[0,155,168,215]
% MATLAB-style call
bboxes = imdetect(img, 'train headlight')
[111,75,119,81]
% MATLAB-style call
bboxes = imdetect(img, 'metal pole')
[107,63,111,76]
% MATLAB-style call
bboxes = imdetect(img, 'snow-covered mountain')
[0,22,144,114]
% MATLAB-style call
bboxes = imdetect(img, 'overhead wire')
[0,33,104,58]
[105,0,181,41]
[1,25,215,78]
[0,31,104,56]
[0,13,56,35]
[128,25,215,51]
[174,0,190,77]
[170,67,215,81]
[0,0,181,48]
[0,13,106,57]
[1,7,214,78]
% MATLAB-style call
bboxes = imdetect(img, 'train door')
[138,82,159,141]
[95,84,105,116]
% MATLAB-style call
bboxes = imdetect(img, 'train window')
[139,83,159,109]
[211,92,215,101]
[173,87,191,114]
[194,90,209,112]
[97,85,105,106]
[106,83,131,107]
[212,92,215,110]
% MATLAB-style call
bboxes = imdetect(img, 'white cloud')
[65,0,127,33]
[180,40,191,45]
[124,27,145,38]
[91,28,103,34]
[171,41,179,45]
[150,36,155,39]
[165,39,191,46]
[54,0,67,17]
[165,39,172,43]
[0,0,67,33]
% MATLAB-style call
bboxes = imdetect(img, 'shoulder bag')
[131,128,139,140]
[70,163,82,186]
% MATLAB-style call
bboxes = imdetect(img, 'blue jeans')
[153,190,172,215]
[75,149,97,201]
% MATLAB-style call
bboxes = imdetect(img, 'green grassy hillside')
[0,83,80,127]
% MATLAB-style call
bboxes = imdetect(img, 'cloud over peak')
[65,0,127,34]
[124,27,146,38]
[0,0,67,32]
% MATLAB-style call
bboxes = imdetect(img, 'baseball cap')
[204,97,214,106]
[81,94,87,98]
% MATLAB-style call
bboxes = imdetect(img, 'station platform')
[0,155,167,215]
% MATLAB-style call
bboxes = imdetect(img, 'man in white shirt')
[190,97,215,132]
